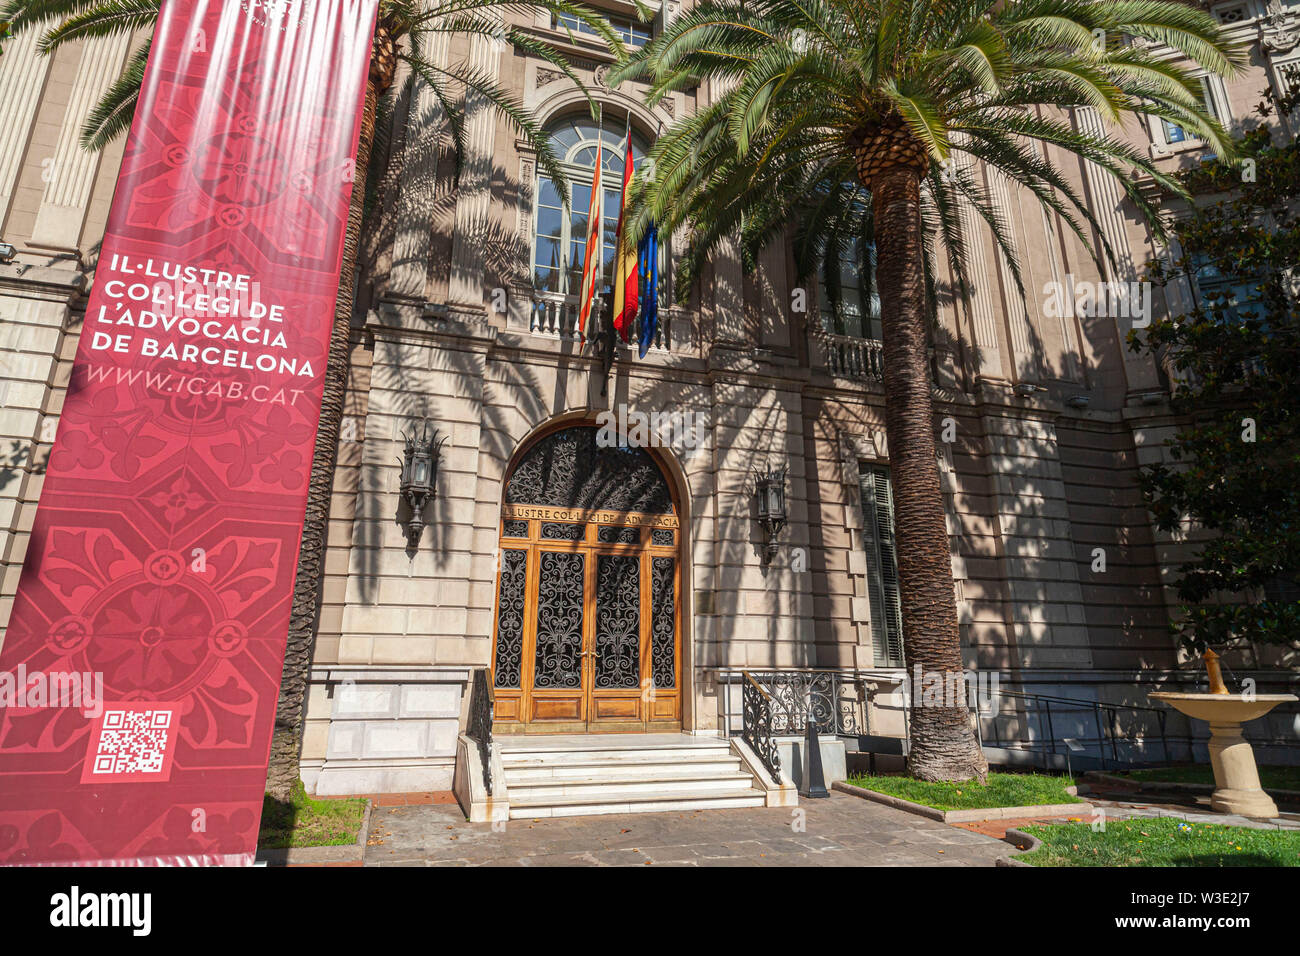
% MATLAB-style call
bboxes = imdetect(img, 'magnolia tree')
[1134,87,1300,651]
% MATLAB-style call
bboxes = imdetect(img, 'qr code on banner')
[86,708,175,779]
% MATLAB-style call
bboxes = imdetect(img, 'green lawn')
[845,772,1082,811]
[1017,817,1300,867]
[258,784,368,849]
[1119,765,1300,791]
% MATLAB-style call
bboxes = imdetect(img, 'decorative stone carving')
[1263,0,1300,53]
[536,67,565,88]
[517,155,535,240]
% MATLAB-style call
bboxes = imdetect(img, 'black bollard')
[802,701,829,798]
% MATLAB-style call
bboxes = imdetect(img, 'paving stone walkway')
[363,791,1012,866]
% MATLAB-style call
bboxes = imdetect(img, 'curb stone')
[832,780,1089,823]
[995,827,1042,867]
[256,798,372,866]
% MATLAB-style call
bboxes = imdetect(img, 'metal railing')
[971,687,1300,770]
[970,689,1177,770]
[717,668,866,739]
[741,671,783,784]
[721,671,1298,773]
[468,667,495,795]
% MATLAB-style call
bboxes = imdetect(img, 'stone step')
[507,788,768,819]
[507,771,757,803]
[491,734,769,820]
[500,746,732,767]
[504,758,744,784]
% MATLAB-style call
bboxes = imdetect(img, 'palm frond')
[80,37,148,150]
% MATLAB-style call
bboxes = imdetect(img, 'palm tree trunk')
[265,24,395,801]
[871,164,987,784]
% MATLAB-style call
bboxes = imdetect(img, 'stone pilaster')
[29,34,131,250]
[386,31,451,304]
[0,29,53,223]
[1073,106,1162,399]
[985,165,1042,382]
[447,26,505,312]
[952,150,1005,381]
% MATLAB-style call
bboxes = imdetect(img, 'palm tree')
[8,0,624,799]
[612,0,1242,782]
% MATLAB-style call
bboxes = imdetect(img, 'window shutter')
[858,463,905,667]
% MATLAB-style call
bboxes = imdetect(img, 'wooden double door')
[490,505,682,733]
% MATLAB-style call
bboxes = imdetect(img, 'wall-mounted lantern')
[753,464,788,566]
[397,419,445,547]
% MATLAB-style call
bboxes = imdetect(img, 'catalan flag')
[576,132,602,346]
[611,122,638,342]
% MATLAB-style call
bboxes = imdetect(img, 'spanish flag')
[611,123,638,341]
[576,134,602,345]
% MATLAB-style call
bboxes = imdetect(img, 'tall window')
[1160,76,1226,145]
[1190,253,1269,325]
[858,463,904,667]
[532,115,650,296]
[819,240,882,339]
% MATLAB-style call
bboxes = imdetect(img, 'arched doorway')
[490,423,682,733]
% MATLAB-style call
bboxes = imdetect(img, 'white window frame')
[1147,71,1233,157]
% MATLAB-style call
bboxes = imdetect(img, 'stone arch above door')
[504,424,674,515]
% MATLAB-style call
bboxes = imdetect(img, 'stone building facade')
[0,1,1297,795]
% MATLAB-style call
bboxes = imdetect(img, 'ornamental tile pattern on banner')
[0,0,378,866]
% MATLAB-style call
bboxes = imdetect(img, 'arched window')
[532,114,652,296]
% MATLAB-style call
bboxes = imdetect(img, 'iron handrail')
[741,671,783,785]
[713,667,868,738]
[468,667,495,795]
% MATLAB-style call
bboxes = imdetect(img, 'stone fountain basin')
[1149,692,1297,724]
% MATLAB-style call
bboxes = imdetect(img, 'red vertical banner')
[0,0,377,865]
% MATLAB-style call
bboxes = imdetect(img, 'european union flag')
[637,222,659,358]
